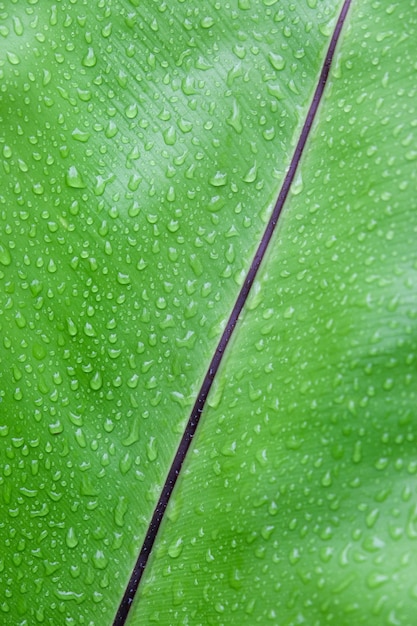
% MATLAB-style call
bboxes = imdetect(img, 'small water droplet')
[66,527,79,549]
[12,16,24,36]
[163,126,176,146]
[243,162,258,183]
[66,166,86,189]
[7,51,20,65]
[92,550,108,570]
[82,47,97,67]
[32,182,44,195]
[168,537,183,558]
[49,420,63,435]
[114,496,128,527]
[268,52,286,71]
[0,244,11,266]
[90,371,103,390]
[47,259,57,273]
[72,128,90,142]
[200,16,214,29]
[117,272,131,285]
[146,437,158,462]
[125,103,138,119]
[209,171,228,187]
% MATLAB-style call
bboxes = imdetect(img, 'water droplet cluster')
[0,0,342,622]
[130,2,417,624]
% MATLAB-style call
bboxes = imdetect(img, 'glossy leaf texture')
[0,1,415,626]
[0,0,344,623]
[128,1,417,625]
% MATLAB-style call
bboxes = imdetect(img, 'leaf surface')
[128,1,417,624]
[1,1,416,625]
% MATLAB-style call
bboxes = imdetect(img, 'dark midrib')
[113,1,352,623]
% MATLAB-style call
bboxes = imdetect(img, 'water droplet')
[168,537,183,558]
[14,311,26,329]
[0,244,11,266]
[367,572,389,589]
[267,83,284,100]
[117,272,131,285]
[12,16,24,36]
[352,440,362,463]
[49,421,63,435]
[67,317,78,336]
[82,47,97,67]
[114,496,128,527]
[74,428,87,448]
[210,171,228,187]
[47,259,57,273]
[105,121,118,139]
[72,128,90,142]
[119,452,133,475]
[321,470,332,487]
[268,52,286,71]
[92,550,108,570]
[163,126,176,146]
[146,437,157,462]
[7,51,20,65]
[122,417,140,446]
[66,166,86,189]
[243,162,258,183]
[83,322,97,337]
[66,527,79,549]
[125,103,138,119]
[227,99,243,134]
[90,371,103,390]
[366,508,379,529]
[32,182,44,195]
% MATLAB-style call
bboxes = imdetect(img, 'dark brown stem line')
[113,1,352,623]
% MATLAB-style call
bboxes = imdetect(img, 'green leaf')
[1,1,416,625]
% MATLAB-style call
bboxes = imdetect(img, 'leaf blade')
[127,2,417,624]
[0,1,343,623]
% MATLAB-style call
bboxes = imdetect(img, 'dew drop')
[117,272,131,285]
[66,527,79,549]
[66,166,86,189]
[226,100,243,134]
[268,52,286,71]
[71,128,91,142]
[114,496,128,527]
[32,182,44,196]
[168,537,183,558]
[49,421,63,435]
[7,51,20,65]
[0,244,11,266]
[92,550,108,570]
[82,47,97,67]
[90,371,103,391]
[125,103,138,119]
[243,162,258,183]
[209,171,228,187]
[14,311,26,329]
[201,16,214,28]
[67,317,78,336]
[47,259,57,273]
[146,437,157,462]
[163,126,177,146]
[12,16,24,36]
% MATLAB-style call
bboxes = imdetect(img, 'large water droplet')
[66,166,86,189]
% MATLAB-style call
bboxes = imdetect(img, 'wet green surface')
[0,1,344,623]
[129,2,417,625]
